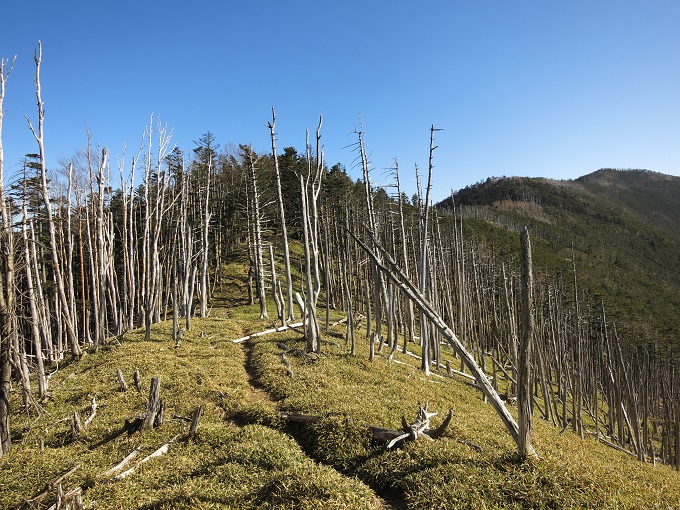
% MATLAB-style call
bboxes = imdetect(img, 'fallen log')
[101,448,142,477]
[280,404,454,448]
[403,349,476,382]
[232,322,304,344]
[113,435,180,480]
[379,403,450,449]
[46,485,83,510]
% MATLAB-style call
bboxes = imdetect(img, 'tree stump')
[142,377,160,431]
[116,369,128,392]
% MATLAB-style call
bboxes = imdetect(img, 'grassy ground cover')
[0,314,380,509]
[1,251,679,508]
[247,326,680,509]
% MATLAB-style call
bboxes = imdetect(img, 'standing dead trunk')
[395,161,415,352]
[25,42,81,358]
[65,163,78,344]
[199,156,212,318]
[22,197,47,398]
[268,108,295,321]
[244,146,268,319]
[142,377,161,431]
[518,227,535,459]
[93,143,110,349]
[300,119,324,352]
[142,118,172,340]
[418,126,438,375]
[0,54,16,456]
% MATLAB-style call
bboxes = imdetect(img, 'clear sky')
[2,1,679,202]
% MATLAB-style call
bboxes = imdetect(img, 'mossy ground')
[0,312,379,509]
[1,256,679,508]
[248,329,680,509]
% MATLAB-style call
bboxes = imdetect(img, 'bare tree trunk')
[268,108,295,320]
[245,146,267,319]
[142,118,172,340]
[22,201,47,398]
[301,173,317,351]
[518,227,535,459]
[395,161,415,352]
[199,156,212,318]
[25,42,81,357]
[269,245,284,326]
[91,141,110,348]
[300,119,325,352]
[65,163,78,344]
[418,126,438,375]
[0,55,16,455]
[85,198,100,349]
[356,123,387,357]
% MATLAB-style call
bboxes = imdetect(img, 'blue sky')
[2,1,679,201]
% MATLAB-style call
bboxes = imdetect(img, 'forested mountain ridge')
[576,168,680,238]
[439,169,680,352]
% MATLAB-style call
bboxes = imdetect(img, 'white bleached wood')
[113,435,179,480]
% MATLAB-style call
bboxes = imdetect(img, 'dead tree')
[394,161,415,352]
[22,199,47,398]
[518,227,535,459]
[243,146,267,319]
[369,403,453,448]
[356,124,386,358]
[268,107,295,320]
[417,126,439,375]
[25,42,81,357]
[141,118,172,340]
[300,118,324,352]
[351,231,535,457]
[90,142,110,349]
[0,54,16,456]
[142,377,161,431]
[199,155,212,318]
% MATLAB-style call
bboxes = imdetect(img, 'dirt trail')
[238,339,279,411]
[234,335,400,510]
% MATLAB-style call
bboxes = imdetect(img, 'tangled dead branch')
[368,403,453,449]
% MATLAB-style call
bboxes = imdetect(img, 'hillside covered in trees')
[442,169,680,351]
[1,47,680,508]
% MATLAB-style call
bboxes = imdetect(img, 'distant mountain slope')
[439,169,680,349]
[575,168,680,238]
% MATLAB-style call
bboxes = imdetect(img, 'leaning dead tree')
[351,231,536,458]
